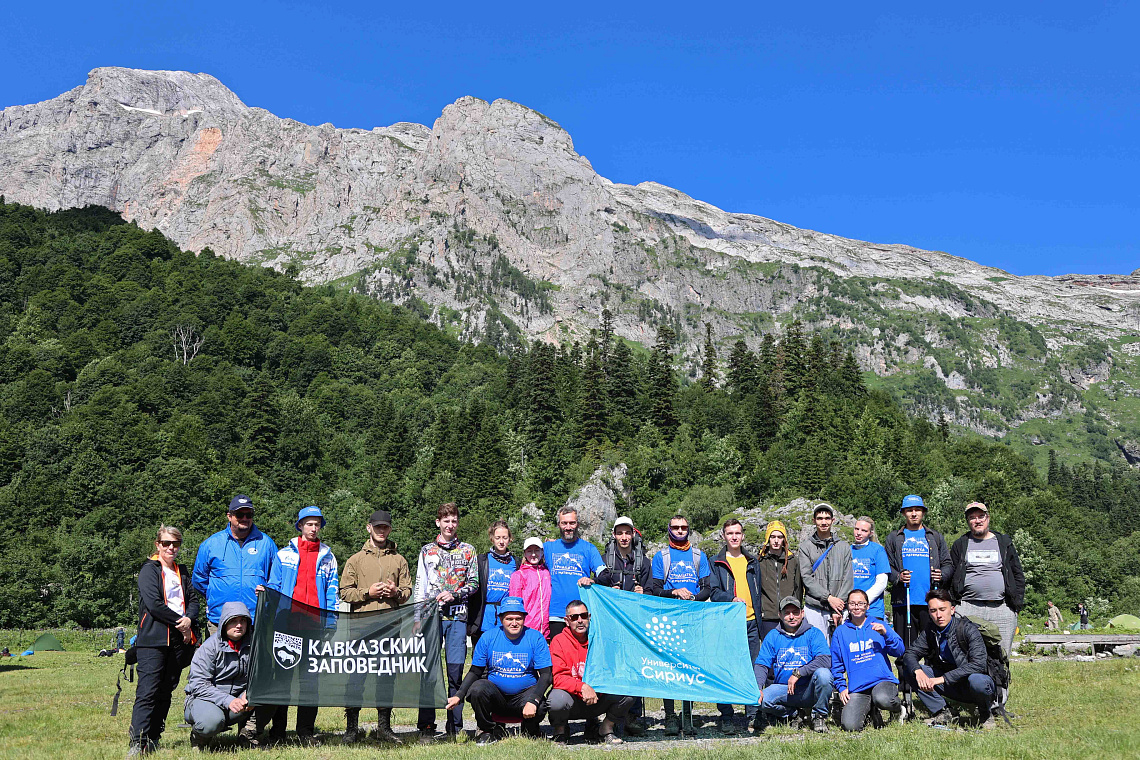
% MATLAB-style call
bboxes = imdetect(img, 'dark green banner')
[247,589,447,708]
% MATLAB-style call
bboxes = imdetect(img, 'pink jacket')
[508,563,551,639]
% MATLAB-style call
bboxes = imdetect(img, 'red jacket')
[550,627,589,697]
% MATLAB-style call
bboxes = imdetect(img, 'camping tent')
[31,633,63,652]
[1107,614,1140,629]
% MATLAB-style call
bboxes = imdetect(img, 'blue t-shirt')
[851,542,890,620]
[481,555,517,632]
[899,529,931,605]
[471,626,552,695]
[755,625,830,685]
[651,547,712,595]
[544,539,605,621]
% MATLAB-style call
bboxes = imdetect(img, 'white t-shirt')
[163,566,186,616]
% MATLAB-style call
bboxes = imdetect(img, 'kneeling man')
[900,589,996,729]
[548,600,633,744]
[753,596,832,733]
[448,596,551,744]
[183,602,275,749]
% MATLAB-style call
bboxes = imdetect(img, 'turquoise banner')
[581,584,760,704]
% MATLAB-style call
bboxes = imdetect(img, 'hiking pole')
[903,583,913,719]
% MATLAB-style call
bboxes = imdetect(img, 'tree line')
[0,201,1136,628]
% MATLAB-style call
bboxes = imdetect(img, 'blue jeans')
[718,619,761,720]
[418,619,467,734]
[760,668,833,718]
[905,665,994,715]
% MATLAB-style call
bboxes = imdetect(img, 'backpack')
[604,537,645,587]
[957,615,1013,724]
[660,546,701,584]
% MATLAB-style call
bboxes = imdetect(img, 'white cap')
[613,516,634,532]
[523,537,544,551]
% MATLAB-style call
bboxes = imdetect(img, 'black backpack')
[956,615,1013,724]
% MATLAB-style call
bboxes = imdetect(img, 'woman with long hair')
[128,526,200,756]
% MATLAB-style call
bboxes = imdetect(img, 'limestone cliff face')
[4,68,1140,454]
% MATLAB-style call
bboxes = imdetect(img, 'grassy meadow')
[2,647,1139,760]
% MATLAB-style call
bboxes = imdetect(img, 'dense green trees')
[0,201,1137,628]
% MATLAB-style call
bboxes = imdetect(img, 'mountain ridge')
[4,67,1140,466]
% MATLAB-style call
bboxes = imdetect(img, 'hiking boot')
[475,731,497,746]
[751,714,768,734]
[924,709,954,728]
[373,709,403,744]
[978,710,997,730]
[623,720,646,737]
[296,729,320,747]
[125,743,144,758]
[663,714,680,736]
[342,709,362,745]
[718,717,738,735]
[812,715,828,733]
[418,727,438,745]
[551,731,568,744]
[583,718,602,743]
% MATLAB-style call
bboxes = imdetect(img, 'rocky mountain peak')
[81,67,247,118]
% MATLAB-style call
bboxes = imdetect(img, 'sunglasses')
[567,612,590,621]
[669,525,688,531]
[158,540,182,548]
[232,510,255,519]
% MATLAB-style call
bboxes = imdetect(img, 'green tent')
[1107,614,1140,630]
[31,633,63,652]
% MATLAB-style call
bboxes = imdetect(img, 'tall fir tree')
[726,339,758,397]
[578,348,608,453]
[700,322,719,390]
[647,326,679,437]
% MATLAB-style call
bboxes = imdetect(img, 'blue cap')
[901,495,926,511]
[228,495,253,512]
[498,596,527,617]
[296,506,326,529]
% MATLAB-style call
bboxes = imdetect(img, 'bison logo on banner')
[273,631,303,670]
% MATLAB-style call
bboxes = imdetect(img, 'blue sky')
[2,2,1136,276]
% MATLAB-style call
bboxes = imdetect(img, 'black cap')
[370,510,392,527]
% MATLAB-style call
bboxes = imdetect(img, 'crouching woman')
[183,602,275,749]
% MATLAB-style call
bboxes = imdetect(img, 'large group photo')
[3,3,1140,759]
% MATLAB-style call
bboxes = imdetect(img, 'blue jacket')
[267,538,340,611]
[191,526,278,623]
[830,618,904,693]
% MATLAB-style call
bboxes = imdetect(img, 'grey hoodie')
[184,601,253,710]
[796,532,853,609]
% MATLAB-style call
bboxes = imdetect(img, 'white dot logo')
[644,614,686,653]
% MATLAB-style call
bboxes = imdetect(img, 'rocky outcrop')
[561,463,630,543]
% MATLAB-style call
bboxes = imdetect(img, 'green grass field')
[2,651,1139,759]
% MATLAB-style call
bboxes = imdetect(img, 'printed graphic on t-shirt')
[486,566,512,594]
[967,549,1000,566]
[774,643,812,670]
[491,648,531,676]
[900,535,929,563]
[551,552,588,578]
[668,559,698,587]
[852,555,872,582]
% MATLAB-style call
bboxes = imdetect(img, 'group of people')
[126,493,1025,755]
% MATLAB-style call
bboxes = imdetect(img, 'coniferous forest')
[1,201,1138,628]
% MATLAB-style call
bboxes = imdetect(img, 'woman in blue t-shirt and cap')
[447,596,553,745]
